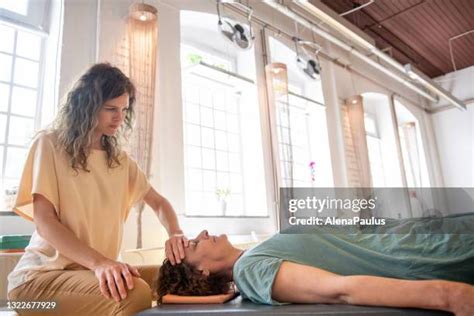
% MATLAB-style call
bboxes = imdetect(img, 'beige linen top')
[7,132,150,292]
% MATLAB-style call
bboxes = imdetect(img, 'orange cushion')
[162,292,239,304]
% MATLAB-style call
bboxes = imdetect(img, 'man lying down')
[156,213,474,316]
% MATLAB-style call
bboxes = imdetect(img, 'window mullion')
[34,37,47,130]
[2,29,18,179]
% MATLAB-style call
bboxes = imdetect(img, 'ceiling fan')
[216,0,255,50]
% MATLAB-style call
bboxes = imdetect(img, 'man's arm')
[143,187,188,265]
[272,261,473,314]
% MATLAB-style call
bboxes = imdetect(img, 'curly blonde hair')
[53,63,136,172]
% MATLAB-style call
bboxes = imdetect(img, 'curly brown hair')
[156,259,231,304]
[53,63,136,172]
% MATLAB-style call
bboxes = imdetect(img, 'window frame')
[181,62,248,217]
[0,8,49,213]
[394,101,431,188]
[176,11,279,235]
[364,112,387,187]
[0,0,51,33]
[277,91,328,187]
[268,35,332,188]
[180,45,270,219]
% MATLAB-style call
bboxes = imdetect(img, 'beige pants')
[7,265,160,316]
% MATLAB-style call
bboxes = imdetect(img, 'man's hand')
[92,259,140,302]
[165,233,189,265]
[447,282,474,316]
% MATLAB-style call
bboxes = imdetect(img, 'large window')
[364,113,386,187]
[181,46,245,216]
[0,0,56,213]
[394,100,430,187]
[180,11,268,218]
[0,23,43,187]
[362,93,405,187]
[276,91,333,187]
[269,37,333,187]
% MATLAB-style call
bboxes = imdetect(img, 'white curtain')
[342,96,374,220]
[265,63,294,188]
[400,122,425,217]
[342,96,372,188]
[114,14,157,248]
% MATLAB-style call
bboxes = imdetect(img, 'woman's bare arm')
[143,187,188,265]
[143,187,182,237]
[33,193,140,302]
[272,261,474,315]
[33,193,108,270]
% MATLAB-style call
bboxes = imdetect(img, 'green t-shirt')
[233,215,474,305]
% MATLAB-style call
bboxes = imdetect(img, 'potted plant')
[215,188,231,215]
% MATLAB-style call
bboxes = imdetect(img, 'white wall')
[433,66,474,107]
[432,107,474,187]
[58,0,99,99]
[431,66,474,187]
[6,0,462,250]
[0,216,35,235]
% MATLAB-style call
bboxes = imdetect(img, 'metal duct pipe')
[262,0,466,110]
[340,0,376,17]
[293,0,466,110]
[262,1,435,101]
